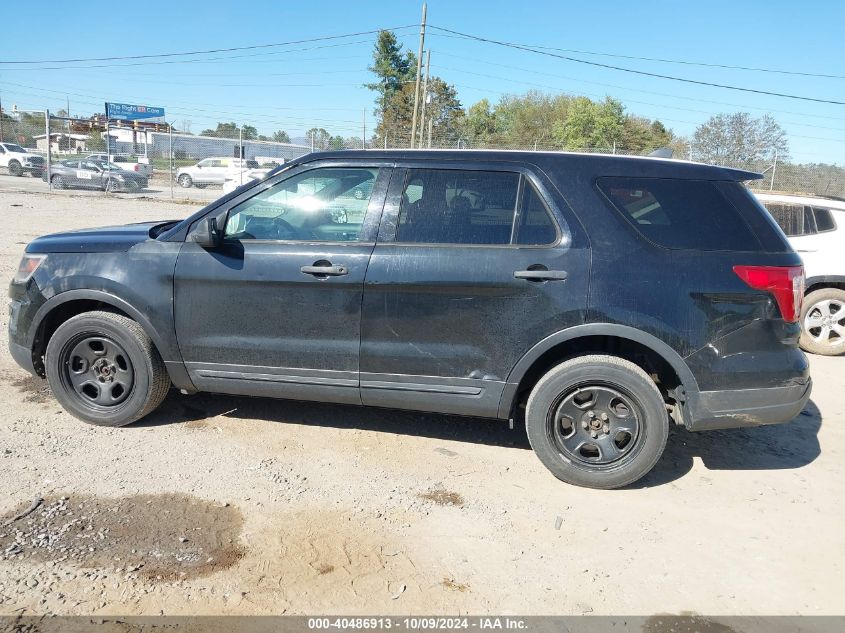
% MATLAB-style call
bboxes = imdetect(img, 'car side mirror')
[188,216,222,249]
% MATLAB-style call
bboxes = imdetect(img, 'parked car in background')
[0,142,44,177]
[10,150,811,489]
[85,154,154,178]
[222,167,274,195]
[177,157,259,188]
[755,192,845,356]
[43,159,148,192]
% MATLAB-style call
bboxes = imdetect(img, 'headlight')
[13,254,46,284]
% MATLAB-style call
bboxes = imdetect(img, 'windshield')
[3,144,27,153]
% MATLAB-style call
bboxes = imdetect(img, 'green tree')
[200,122,257,140]
[551,96,625,150]
[692,113,788,166]
[376,77,463,146]
[86,130,105,151]
[272,130,291,143]
[306,127,332,150]
[461,98,497,145]
[365,30,416,120]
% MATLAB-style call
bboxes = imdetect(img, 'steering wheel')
[271,216,298,240]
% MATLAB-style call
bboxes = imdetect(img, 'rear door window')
[396,168,558,246]
[596,177,759,251]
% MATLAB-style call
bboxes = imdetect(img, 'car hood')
[25,221,180,253]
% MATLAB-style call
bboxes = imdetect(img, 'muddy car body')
[9,150,811,488]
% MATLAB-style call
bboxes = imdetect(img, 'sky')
[1,0,844,163]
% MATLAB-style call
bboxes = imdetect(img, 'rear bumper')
[9,339,36,375]
[684,378,812,431]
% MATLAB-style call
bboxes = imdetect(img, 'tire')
[178,174,192,188]
[103,179,116,192]
[525,355,669,489]
[51,175,66,189]
[799,287,845,356]
[44,311,171,426]
[8,160,22,177]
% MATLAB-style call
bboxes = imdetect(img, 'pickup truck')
[0,142,45,177]
[85,154,154,178]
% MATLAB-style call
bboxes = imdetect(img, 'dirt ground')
[0,188,843,617]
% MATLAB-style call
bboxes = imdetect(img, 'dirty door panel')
[174,164,391,405]
[360,164,590,418]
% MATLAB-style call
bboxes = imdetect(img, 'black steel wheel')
[549,384,642,467]
[60,335,135,408]
[45,311,171,426]
[525,354,669,489]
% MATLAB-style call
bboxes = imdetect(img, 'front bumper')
[684,378,812,431]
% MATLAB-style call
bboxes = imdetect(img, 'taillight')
[733,265,804,322]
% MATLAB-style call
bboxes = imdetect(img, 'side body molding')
[497,323,700,419]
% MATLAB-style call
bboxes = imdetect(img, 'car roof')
[296,149,763,181]
[754,191,845,211]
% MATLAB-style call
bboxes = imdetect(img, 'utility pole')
[409,2,427,149]
[168,123,174,199]
[770,148,778,191]
[239,125,244,187]
[0,89,3,142]
[362,107,366,149]
[45,110,51,190]
[418,49,431,148]
[427,118,433,149]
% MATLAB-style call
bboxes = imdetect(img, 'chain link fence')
[1,115,843,203]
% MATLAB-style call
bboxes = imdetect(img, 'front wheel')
[178,174,192,188]
[51,175,66,189]
[8,160,22,176]
[800,288,845,356]
[45,311,171,426]
[525,355,669,489]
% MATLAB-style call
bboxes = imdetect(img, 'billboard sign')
[105,102,165,121]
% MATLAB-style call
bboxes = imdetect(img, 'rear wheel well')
[806,281,845,294]
[512,335,684,422]
[32,300,133,376]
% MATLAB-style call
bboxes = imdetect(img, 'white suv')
[755,192,845,355]
[0,142,45,177]
[176,157,259,188]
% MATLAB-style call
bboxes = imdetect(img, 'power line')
[0,27,415,64]
[435,64,845,134]
[0,38,386,71]
[430,48,845,123]
[428,25,845,106]
[429,30,845,80]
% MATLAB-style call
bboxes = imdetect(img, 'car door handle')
[514,269,568,281]
[300,264,349,276]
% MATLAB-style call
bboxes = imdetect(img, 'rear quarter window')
[596,177,760,251]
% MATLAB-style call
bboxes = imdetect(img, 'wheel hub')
[550,385,641,466]
[92,358,117,382]
[62,335,134,407]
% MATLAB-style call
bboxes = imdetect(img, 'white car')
[85,154,153,178]
[222,167,273,195]
[755,192,845,356]
[176,157,259,188]
[0,142,45,177]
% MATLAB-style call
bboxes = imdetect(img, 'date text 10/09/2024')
[307,618,527,630]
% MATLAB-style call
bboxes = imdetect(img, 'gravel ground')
[0,188,843,616]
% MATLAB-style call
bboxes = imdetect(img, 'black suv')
[8,151,812,488]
